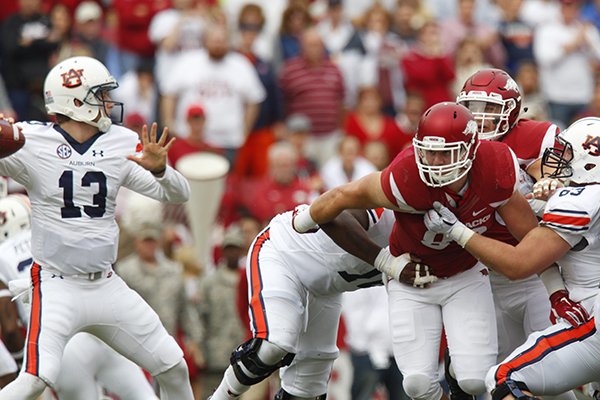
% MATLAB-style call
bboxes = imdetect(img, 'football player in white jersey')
[423,116,600,399]
[0,195,158,399]
[0,56,193,400]
[209,207,416,400]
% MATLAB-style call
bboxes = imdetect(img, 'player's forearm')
[320,210,380,265]
[463,234,542,280]
[311,179,380,225]
[154,166,191,203]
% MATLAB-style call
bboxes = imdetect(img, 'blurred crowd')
[2,0,600,399]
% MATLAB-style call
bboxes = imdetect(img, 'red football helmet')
[413,102,479,187]
[457,68,521,140]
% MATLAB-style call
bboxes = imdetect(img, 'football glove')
[291,204,319,233]
[423,202,475,248]
[374,247,437,288]
[549,289,589,326]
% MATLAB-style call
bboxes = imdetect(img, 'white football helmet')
[0,194,31,244]
[542,117,600,185]
[44,56,123,132]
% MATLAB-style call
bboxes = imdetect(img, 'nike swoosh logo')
[472,208,486,217]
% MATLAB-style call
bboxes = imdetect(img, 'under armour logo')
[92,150,104,157]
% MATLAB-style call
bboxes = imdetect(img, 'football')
[0,120,25,159]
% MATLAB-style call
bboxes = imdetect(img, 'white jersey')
[267,208,395,295]
[0,122,189,275]
[541,184,600,306]
[0,231,32,324]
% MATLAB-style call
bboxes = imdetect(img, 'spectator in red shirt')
[241,141,314,225]
[280,27,346,167]
[401,20,455,109]
[344,86,411,159]
[112,0,169,78]
[168,104,221,168]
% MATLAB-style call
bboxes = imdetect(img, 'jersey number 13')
[59,170,107,218]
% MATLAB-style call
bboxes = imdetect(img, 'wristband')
[292,207,319,233]
[449,224,475,248]
[538,266,566,295]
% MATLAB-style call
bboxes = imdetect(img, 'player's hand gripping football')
[374,248,437,288]
[423,202,475,248]
[127,122,175,176]
[549,289,589,326]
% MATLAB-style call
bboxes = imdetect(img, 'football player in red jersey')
[292,102,538,400]
[456,69,583,400]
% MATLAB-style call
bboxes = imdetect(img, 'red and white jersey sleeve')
[540,184,600,296]
[501,119,558,170]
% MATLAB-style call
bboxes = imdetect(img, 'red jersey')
[380,141,519,277]
[486,119,558,244]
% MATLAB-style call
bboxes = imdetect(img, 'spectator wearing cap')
[195,225,247,400]
[233,3,285,179]
[72,1,110,66]
[167,104,221,168]
[116,221,203,385]
[534,0,600,128]
[161,24,266,166]
[280,27,346,167]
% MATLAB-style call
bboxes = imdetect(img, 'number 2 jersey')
[0,122,190,275]
[380,141,520,278]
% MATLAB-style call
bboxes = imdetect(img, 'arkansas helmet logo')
[464,120,478,136]
[61,68,84,88]
[582,135,600,157]
[503,78,520,93]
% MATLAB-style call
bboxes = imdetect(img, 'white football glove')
[374,247,438,288]
[423,202,475,248]
[530,178,562,201]
[291,204,319,233]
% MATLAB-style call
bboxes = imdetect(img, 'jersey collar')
[53,124,105,155]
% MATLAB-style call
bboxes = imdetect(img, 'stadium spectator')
[196,225,247,399]
[515,61,548,121]
[149,0,207,92]
[395,91,425,140]
[112,59,158,127]
[401,20,455,109]
[71,1,111,66]
[277,1,312,63]
[533,0,600,128]
[280,27,346,167]
[345,86,410,158]
[1,0,58,120]
[496,0,535,76]
[320,135,377,191]
[451,37,491,96]
[233,3,285,179]
[363,140,390,171]
[161,24,266,166]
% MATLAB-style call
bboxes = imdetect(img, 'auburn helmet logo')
[61,68,84,88]
[582,135,600,157]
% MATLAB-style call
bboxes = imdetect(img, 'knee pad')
[274,388,326,400]
[457,379,486,396]
[230,338,295,386]
[403,374,441,400]
[492,380,539,400]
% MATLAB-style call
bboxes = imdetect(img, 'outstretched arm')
[293,172,397,232]
[320,209,379,265]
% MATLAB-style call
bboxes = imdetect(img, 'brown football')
[0,120,25,158]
